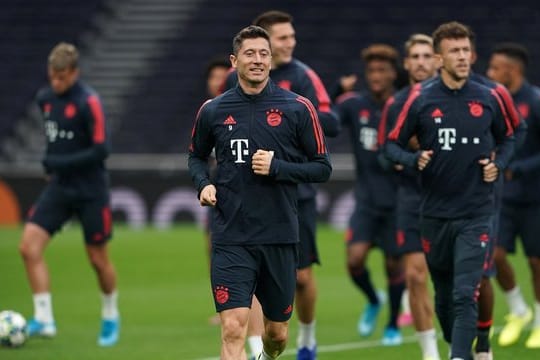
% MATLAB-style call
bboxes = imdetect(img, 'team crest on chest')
[358,109,370,124]
[43,103,52,115]
[431,108,444,123]
[266,109,283,127]
[468,101,483,117]
[64,103,77,119]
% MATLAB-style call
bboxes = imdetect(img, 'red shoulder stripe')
[388,84,422,141]
[305,69,332,113]
[494,84,520,128]
[378,96,395,146]
[335,91,358,105]
[87,95,106,144]
[296,96,326,154]
[490,89,514,136]
[189,99,212,152]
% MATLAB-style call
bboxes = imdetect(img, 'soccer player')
[379,34,441,360]
[335,44,405,346]
[188,25,331,360]
[205,56,232,99]
[385,21,515,360]
[487,42,540,349]
[222,10,339,360]
[18,42,119,346]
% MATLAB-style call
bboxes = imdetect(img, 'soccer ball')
[0,310,27,347]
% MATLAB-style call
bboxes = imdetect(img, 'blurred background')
[1,0,539,228]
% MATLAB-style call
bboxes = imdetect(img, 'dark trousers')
[421,215,492,360]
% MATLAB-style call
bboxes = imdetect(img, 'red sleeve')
[378,96,395,146]
[490,89,514,136]
[305,69,332,112]
[388,84,422,141]
[296,96,326,154]
[87,95,106,144]
[494,84,520,129]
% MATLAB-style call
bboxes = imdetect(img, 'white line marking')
[194,326,503,360]
[194,335,418,360]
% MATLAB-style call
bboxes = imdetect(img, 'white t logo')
[230,139,249,163]
[438,128,456,151]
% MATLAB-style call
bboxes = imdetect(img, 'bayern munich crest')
[266,109,283,127]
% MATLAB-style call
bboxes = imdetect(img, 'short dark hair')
[232,25,271,55]
[204,56,231,79]
[252,10,293,31]
[492,42,529,68]
[432,21,475,53]
[361,44,400,71]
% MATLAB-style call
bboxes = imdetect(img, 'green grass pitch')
[0,224,537,359]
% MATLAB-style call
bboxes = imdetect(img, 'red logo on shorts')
[64,103,77,118]
[214,286,229,304]
[283,304,293,315]
[266,109,282,127]
[92,233,103,242]
[421,237,431,253]
[469,102,483,117]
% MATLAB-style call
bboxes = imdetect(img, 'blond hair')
[404,34,433,56]
[48,42,79,70]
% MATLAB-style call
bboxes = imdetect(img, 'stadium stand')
[1,0,539,158]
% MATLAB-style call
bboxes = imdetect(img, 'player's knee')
[19,228,45,261]
[221,316,247,341]
[19,241,34,260]
[406,266,428,289]
[296,268,312,289]
[265,322,288,346]
[87,248,109,270]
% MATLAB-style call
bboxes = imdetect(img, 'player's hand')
[252,150,274,176]
[417,150,433,170]
[394,164,404,171]
[478,158,498,182]
[199,184,217,207]
[340,74,357,92]
[504,169,513,181]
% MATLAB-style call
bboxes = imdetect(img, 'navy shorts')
[210,243,297,322]
[28,182,112,245]
[498,202,540,257]
[396,210,423,255]
[346,204,400,256]
[297,198,320,269]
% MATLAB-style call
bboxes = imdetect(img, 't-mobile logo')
[230,139,249,163]
[359,127,378,151]
[438,128,456,151]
